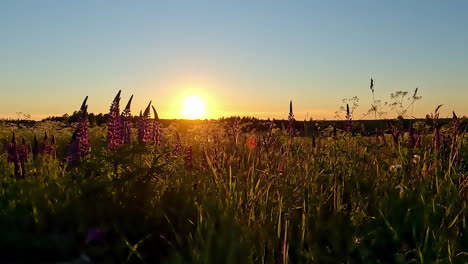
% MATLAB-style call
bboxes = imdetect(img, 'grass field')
[0,96,467,263]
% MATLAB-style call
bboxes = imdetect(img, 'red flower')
[245,136,258,149]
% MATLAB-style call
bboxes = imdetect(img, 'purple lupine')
[50,135,56,158]
[344,104,353,133]
[121,95,133,145]
[431,105,442,151]
[6,133,21,178]
[229,116,240,145]
[18,137,29,177]
[451,111,461,162]
[452,111,460,136]
[42,132,56,157]
[32,135,39,160]
[67,96,90,166]
[152,106,163,146]
[18,137,29,163]
[137,110,143,143]
[137,102,153,144]
[185,146,193,169]
[173,132,183,156]
[107,90,123,151]
[286,100,296,137]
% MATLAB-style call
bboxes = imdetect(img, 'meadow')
[0,92,467,263]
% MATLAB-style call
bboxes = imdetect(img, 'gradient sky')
[1,0,467,120]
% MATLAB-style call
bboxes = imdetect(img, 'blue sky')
[1,0,467,119]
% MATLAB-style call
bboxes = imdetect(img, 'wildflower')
[85,227,105,244]
[152,106,163,146]
[185,146,193,168]
[245,135,258,149]
[286,100,296,137]
[231,116,240,145]
[137,101,153,144]
[67,96,90,166]
[6,132,18,163]
[451,111,460,135]
[121,95,133,145]
[430,105,443,151]
[32,135,39,160]
[451,111,460,162]
[18,137,29,164]
[173,132,183,156]
[107,90,123,151]
[6,133,20,178]
[42,132,56,157]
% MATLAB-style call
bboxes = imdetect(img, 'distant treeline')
[1,112,466,135]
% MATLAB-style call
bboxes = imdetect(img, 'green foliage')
[0,122,467,263]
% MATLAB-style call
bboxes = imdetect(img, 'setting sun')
[182,95,205,119]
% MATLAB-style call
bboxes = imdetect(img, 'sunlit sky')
[1,0,467,120]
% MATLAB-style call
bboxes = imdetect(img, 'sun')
[182,96,206,119]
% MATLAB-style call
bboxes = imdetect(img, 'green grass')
[0,121,467,263]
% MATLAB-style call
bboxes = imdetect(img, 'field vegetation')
[1,87,467,263]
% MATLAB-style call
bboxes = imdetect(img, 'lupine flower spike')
[18,137,29,177]
[6,132,20,178]
[107,90,122,151]
[152,106,162,146]
[137,101,153,144]
[42,132,55,156]
[185,146,193,169]
[173,132,183,156]
[451,111,460,162]
[286,100,296,137]
[67,96,90,166]
[32,135,39,160]
[121,95,133,145]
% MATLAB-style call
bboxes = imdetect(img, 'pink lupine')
[107,91,123,151]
